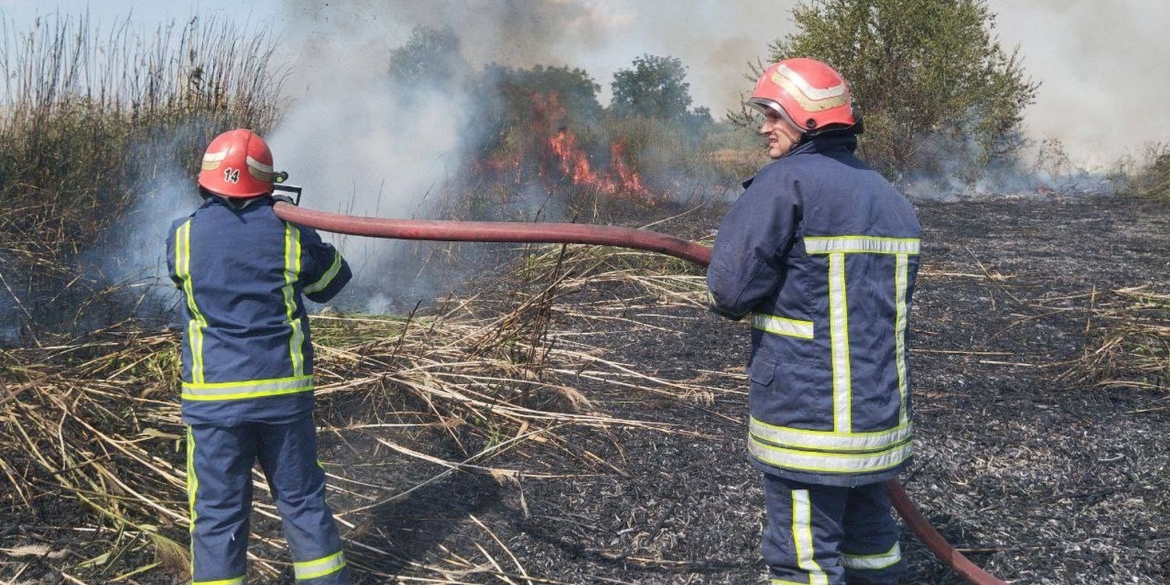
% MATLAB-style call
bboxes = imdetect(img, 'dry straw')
[0,241,731,582]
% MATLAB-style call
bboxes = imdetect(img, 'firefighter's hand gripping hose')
[273,201,1010,585]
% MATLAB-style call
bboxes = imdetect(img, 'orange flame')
[474,91,657,203]
[535,93,655,201]
[545,127,653,200]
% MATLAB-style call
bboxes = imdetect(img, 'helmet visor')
[746,97,804,133]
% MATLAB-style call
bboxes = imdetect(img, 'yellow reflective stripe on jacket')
[895,253,911,425]
[750,417,912,452]
[842,542,903,570]
[804,235,920,434]
[792,490,829,585]
[827,252,851,432]
[804,236,920,255]
[751,313,814,339]
[186,426,198,533]
[748,427,913,475]
[174,220,208,385]
[181,375,313,401]
[193,577,245,585]
[282,224,306,378]
[304,250,344,294]
[294,551,346,581]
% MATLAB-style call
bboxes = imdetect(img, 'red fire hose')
[274,202,1009,585]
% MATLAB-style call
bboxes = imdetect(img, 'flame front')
[545,123,652,201]
[476,91,656,203]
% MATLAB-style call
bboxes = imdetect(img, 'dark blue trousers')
[187,415,348,584]
[762,473,906,585]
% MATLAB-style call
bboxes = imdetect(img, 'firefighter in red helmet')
[197,128,281,199]
[168,128,352,584]
[707,58,921,585]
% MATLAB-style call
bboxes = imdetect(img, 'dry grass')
[0,12,283,344]
[1058,286,1170,392]
[0,241,720,582]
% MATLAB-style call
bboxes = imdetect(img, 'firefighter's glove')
[271,193,296,205]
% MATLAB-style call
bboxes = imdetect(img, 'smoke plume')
[101,0,1170,315]
[271,0,1167,173]
[985,0,1170,169]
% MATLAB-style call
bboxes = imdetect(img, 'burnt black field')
[2,194,1167,585]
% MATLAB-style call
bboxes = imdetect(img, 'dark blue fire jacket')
[707,133,921,487]
[166,196,351,426]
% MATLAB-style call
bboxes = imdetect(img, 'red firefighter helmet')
[747,58,856,133]
[197,128,276,198]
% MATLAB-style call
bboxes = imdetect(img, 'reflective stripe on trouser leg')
[189,424,257,585]
[255,414,348,584]
[840,481,905,585]
[761,473,844,585]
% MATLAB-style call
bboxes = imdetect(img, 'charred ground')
[2,194,1168,585]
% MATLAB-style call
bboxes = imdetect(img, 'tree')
[610,54,696,122]
[485,64,603,125]
[388,26,466,89]
[760,0,1038,177]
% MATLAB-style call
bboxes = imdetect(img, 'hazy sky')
[1,0,1164,170]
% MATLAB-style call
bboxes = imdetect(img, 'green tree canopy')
[761,0,1038,177]
[485,64,603,124]
[610,54,694,121]
[388,26,467,89]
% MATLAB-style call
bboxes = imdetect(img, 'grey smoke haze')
[1,0,1163,169]
[986,0,1170,168]
[277,0,788,113]
[4,0,1164,316]
[248,0,1166,309]
[266,0,794,218]
[268,0,1165,172]
[263,0,798,304]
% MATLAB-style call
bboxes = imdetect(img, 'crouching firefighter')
[706,58,921,585]
[166,128,353,584]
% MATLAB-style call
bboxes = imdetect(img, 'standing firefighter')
[167,129,353,585]
[707,58,921,585]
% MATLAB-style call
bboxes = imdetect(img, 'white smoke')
[257,0,1170,220]
[3,0,1164,170]
[255,0,1168,308]
[253,0,798,311]
[984,0,1170,170]
[47,0,1169,315]
[96,135,202,326]
[272,0,790,120]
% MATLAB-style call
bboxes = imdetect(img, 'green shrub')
[1123,144,1170,200]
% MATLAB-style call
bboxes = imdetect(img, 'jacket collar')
[742,131,859,189]
[790,130,858,157]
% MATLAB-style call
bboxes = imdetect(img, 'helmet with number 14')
[198,129,276,198]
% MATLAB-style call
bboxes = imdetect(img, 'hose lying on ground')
[274,201,1010,585]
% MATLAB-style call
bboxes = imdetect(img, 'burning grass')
[0,8,1165,585]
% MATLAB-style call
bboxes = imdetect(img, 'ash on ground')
[2,194,1167,585]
